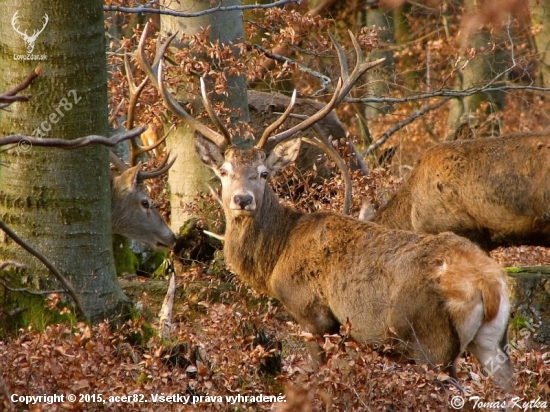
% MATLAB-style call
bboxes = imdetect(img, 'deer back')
[372,133,550,250]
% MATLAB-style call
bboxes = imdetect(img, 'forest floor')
[1,243,549,411]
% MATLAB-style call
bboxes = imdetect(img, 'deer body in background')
[110,153,177,249]
[134,23,513,390]
[366,133,550,251]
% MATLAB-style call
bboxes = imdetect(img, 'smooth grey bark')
[160,0,250,232]
[360,1,395,120]
[531,0,550,88]
[0,0,129,322]
[446,0,509,138]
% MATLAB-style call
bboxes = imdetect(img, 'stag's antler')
[256,31,384,149]
[123,53,174,165]
[135,23,232,149]
[136,23,383,151]
[109,150,175,182]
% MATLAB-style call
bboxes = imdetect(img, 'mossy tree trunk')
[160,0,250,233]
[0,0,129,323]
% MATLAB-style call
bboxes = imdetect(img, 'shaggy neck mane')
[224,185,301,293]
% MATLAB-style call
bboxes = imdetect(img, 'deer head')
[134,23,383,220]
[11,11,49,54]
[110,153,177,249]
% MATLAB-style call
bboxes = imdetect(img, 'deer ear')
[120,163,143,188]
[266,138,301,171]
[195,134,225,169]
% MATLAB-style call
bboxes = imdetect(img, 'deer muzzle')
[230,193,256,216]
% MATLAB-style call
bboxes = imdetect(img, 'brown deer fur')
[195,136,514,391]
[370,133,550,250]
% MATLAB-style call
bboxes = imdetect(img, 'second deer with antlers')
[136,24,513,390]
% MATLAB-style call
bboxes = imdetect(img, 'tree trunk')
[531,0,550,88]
[360,1,395,120]
[446,0,509,138]
[0,0,129,322]
[160,0,250,232]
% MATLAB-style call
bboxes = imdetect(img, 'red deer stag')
[362,132,550,251]
[136,24,513,390]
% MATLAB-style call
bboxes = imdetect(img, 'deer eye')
[219,168,228,177]
[260,171,268,179]
[140,199,150,209]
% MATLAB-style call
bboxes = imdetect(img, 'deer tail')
[435,245,508,346]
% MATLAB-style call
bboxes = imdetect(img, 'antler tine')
[109,150,130,172]
[199,77,232,147]
[138,151,177,180]
[328,31,349,81]
[255,89,297,149]
[135,22,228,149]
[131,124,174,160]
[267,32,385,147]
[123,52,149,165]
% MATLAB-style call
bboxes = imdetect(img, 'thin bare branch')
[0,67,40,99]
[0,221,86,320]
[158,273,176,339]
[362,98,451,157]
[252,44,332,93]
[0,279,65,296]
[0,260,26,271]
[0,126,146,149]
[348,84,550,105]
[103,0,300,17]
[203,230,225,242]
[0,66,40,109]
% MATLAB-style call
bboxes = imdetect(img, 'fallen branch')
[158,273,176,340]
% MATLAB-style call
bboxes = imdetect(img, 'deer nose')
[233,194,253,209]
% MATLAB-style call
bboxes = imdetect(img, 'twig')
[203,230,225,242]
[0,261,26,270]
[0,221,86,319]
[0,67,40,109]
[362,98,451,157]
[0,67,40,99]
[0,279,65,296]
[348,84,550,105]
[253,44,332,95]
[103,0,299,17]
[0,126,146,149]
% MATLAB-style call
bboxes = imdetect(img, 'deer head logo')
[11,11,49,54]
